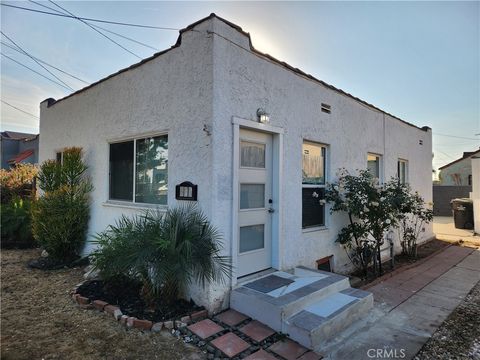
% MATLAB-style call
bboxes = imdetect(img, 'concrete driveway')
[433,216,479,247]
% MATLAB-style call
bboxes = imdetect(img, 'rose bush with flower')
[325,169,429,278]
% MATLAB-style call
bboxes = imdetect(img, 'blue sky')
[1,1,479,171]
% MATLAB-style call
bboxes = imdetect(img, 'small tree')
[325,169,408,277]
[32,147,92,262]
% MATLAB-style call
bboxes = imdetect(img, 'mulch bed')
[76,277,201,322]
[27,256,89,270]
[351,239,452,288]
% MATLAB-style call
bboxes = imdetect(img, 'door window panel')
[241,141,265,168]
[240,184,265,209]
[239,224,265,253]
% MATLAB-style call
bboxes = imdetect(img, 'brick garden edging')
[70,284,322,359]
[70,284,206,332]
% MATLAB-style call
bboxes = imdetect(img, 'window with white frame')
[302,141,327,228]
[397,159,408,184]
[109,134,168,205]
[367,153,382,180]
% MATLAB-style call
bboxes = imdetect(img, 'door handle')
[267,199,274,213]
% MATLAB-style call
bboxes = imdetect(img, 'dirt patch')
[0,249,203,360]
[77,278,201,322]
[415,280,480,360]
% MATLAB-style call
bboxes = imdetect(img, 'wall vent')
[321,103,331,114]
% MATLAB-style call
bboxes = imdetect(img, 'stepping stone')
[211,332,250,358]
[187,319,223,339]
[245,275,294,293]
[269,339,309,360]
[215,309,249,326]
[239,320,275,342]
[298,351,323,360]
[244,349,278,360]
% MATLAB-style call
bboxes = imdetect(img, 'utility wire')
[1,52,72,90]
[28,0,158,51]
[1,31,75,91]
[1,41,89,84]
[433,133,479,141]
[1,3,180,30]
[1,99,39,119]
[47,0,141,59]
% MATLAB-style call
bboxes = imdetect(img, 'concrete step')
[284,288,374,351]
[230,267,351,332]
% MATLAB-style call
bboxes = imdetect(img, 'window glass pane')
[240,184,265,209]
[302,187,325,228]
[239,224,265,253]
[241,141,265,168]
[110,141,134,201]
[367,154,380,178]
[135,135,168,204]
[398,160,407,184]
[303,142,325,184]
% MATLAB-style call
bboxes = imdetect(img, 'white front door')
[237,128,273,277]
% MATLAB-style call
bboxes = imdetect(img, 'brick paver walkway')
[186,308,322,359]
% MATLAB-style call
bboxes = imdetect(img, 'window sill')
[302,226,329,234]
[102,200,168,211]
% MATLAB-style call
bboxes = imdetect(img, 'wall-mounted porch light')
[257,108,270,124]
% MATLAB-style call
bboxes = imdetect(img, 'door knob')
[268,207,275,213]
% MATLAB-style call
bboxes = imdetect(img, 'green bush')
[1,197,35,248]
[32,147,92,262]
[90,204,231,304]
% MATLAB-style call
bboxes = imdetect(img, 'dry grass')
[1,249,203,360]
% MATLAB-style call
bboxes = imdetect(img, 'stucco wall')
[209,17,433,281]
[439,157,473,185]
[39,20,216,307]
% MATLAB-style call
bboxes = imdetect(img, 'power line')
[1,41,89,85]
[1,99,39,119]
[1,3,181,30]
[1,52,72,90]
[28,0,158,51]
[433,133,480,141]
[1,30,75,91]
[47,0,141,59]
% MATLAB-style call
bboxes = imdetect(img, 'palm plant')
[90,204,231,305]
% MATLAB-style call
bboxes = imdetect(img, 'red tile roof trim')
[8,149,34,164]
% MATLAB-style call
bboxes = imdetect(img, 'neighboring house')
[433,148,479,215]
[0,131,39,169]
[438,148,480,186]
[39,14,433,311]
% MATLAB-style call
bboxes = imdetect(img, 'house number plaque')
[175,181,198,201]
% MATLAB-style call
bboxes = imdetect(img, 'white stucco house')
[39,14,433,312]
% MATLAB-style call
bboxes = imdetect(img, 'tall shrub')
[32,147,92,261]
[325,169,409,277]
[0,164,38,248]
[90,204,231,305]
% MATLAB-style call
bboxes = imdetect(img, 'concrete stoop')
[230,267,373,352]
